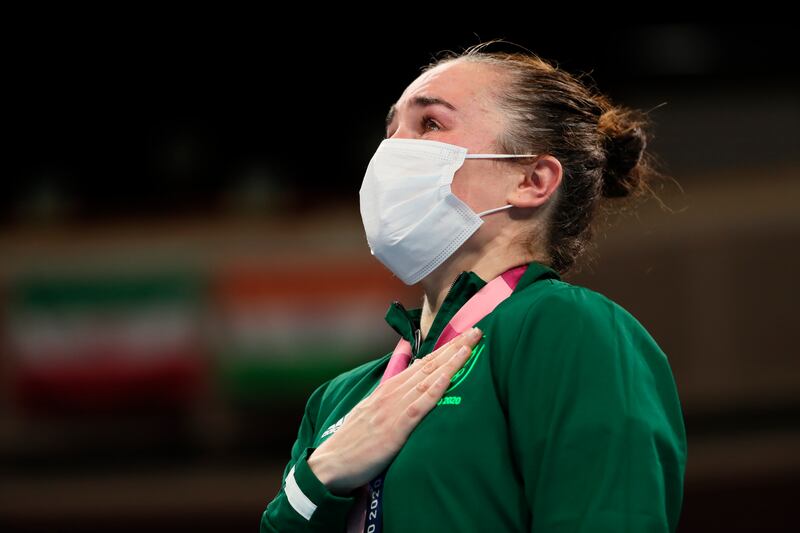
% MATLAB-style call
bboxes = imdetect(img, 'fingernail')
[471,327,481,336]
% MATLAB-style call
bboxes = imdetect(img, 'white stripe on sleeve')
[284,464,317,520]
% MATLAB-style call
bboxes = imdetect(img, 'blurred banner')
[7,272,208,415]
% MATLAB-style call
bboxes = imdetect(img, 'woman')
[261,40,687,533]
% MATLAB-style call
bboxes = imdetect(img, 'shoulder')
[510,276,625,313]
[494,279,624,337]
[489,279,667,371]
[493,280,683,430]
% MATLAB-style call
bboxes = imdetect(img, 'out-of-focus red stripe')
[13,352,208,413]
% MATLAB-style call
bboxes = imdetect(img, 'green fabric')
[260,260,687,532]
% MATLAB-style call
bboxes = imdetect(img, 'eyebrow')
[385,95,458,132]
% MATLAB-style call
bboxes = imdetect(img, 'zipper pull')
[413,328,422,357]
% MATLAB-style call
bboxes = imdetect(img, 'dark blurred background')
[1,24,798,532]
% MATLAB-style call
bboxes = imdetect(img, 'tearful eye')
[422,115,442,132]
[384,115,442,139]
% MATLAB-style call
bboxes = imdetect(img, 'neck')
[418,240,534,341]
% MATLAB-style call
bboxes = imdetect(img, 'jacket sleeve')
[260,377,358,532]
[503,288,688,532]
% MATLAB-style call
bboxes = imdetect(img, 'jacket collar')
[384,260,560,358]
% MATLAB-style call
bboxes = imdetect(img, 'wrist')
[307,448,353,497]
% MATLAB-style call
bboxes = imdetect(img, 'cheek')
[449,169,471,202]
[452,162,493,203]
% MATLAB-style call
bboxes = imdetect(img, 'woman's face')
[384,60,520,221]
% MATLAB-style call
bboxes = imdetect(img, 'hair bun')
[599,108,648,198]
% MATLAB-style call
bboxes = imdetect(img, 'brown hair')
[421,39,674,276]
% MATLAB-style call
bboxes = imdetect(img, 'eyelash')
[385,114,442,139]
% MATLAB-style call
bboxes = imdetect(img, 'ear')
[508,155,562,208]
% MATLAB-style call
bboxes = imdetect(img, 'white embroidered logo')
[320,414,346,440]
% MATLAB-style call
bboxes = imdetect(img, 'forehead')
[391,60,499,119]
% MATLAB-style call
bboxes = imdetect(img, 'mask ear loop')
[464,153,539,159]
[476,204,514,217]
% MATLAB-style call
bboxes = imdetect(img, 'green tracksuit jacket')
[260,260,688,532]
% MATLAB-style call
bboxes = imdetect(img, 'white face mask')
[359,137,538,285]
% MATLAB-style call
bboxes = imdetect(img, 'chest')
[312,337,531,531]
[385,341,528,531]
[385,339,511,479]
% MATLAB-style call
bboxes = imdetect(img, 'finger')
[378,327,482,396]
[393,327,481,389]
[410,341,475,402]
[401,344,473,420]
[418,327,482,366]
[408,326,481,376]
